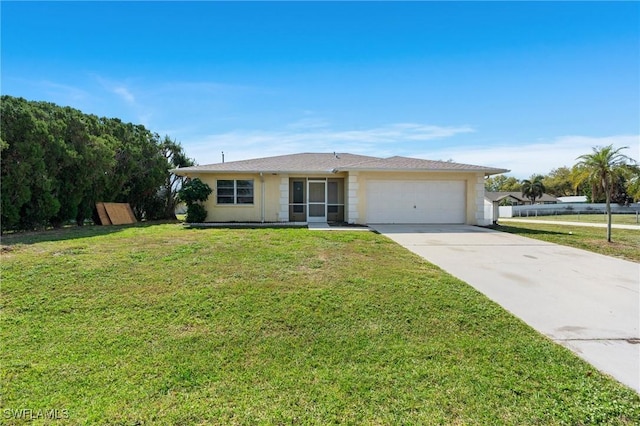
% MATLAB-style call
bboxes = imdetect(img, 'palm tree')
[521,175,545,205]
[575,145,638,242]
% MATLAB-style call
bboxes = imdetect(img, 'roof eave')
[484,168,511,176]
[337,167,510,174]
[172,166,511,175]
[171,168,340,175]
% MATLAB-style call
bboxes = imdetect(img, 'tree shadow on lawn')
[486,224,567,236]
[0,220,180,247]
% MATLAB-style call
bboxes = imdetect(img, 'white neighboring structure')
[483,198,495,224]
[557,196,588,203]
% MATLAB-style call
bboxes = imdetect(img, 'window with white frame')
[217,179,254,204]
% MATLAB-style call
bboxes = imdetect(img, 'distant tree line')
[486,148,640,205]
[1,96,194,232]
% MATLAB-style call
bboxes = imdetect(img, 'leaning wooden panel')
[95,202,112,225]
[125,203,137,223]
[103,203,137,225]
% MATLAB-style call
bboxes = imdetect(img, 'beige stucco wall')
[183,172,282,222]
[181,170,486,224]
[183,172,349,222]
[352,171,486,225]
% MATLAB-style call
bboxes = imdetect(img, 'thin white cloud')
[3,78,91,104]
[90,74,156,125]
[93,75,138,106]
[120,79,272,133]
[414,134,640,179]
[286,117,331,130]
[157,81,258,95]
[39,80,90,101]
[113,86,135,105]
[185,123,475,165]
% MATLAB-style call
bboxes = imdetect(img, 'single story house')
[485,191,559,206]
[172,153,508,226]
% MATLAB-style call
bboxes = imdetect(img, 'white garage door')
[366,180,466,224]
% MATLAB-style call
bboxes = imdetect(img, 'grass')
[1,223,639,424]
[492,221,640,263]
[506,213,640,225]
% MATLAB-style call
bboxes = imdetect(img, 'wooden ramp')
[95,202,137,225]
[95,202,112,225]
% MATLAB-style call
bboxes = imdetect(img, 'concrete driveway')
[370,224,640,393]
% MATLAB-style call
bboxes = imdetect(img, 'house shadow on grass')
[0,220,180,246]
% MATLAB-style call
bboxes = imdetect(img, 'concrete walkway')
[500,218,640,230]
[370,224,640,393]
[308,223,370,231]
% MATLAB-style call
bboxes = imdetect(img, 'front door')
[307,180,327,222]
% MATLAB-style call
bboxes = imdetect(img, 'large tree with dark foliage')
[484,174,521,192]
[0,96,192,232]
[159,136,195,220]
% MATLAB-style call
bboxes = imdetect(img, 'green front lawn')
[1,224,639,424]
[493,221,640,263]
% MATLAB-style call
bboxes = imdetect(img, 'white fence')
[499,203,640,218]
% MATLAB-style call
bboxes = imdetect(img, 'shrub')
[185,203,207,223]
[178,178,212,223]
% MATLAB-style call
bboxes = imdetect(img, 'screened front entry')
[308,180,326,222]
[289,178,344,223]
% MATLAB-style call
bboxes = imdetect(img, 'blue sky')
[2,1,638,178]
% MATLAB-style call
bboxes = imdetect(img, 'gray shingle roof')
[340,156,506,172]
[173,153,509,175]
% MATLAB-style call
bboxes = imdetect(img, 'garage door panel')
[367,180,465,224]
